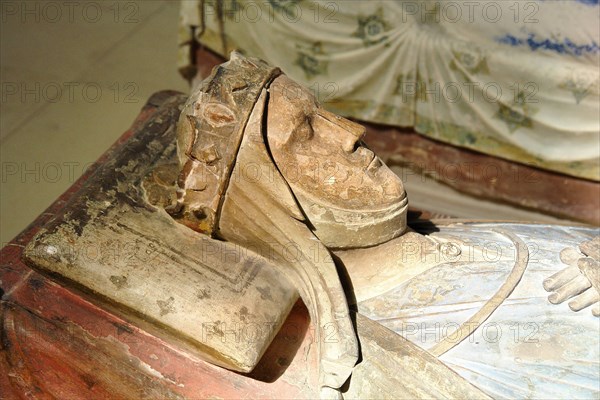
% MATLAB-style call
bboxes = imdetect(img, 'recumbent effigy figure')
[169,52,599,398]
[23,53,599,399]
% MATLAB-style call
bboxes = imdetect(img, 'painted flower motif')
[294,42,328,79]
[458,52,478,69]
[495,91,538,133]
[297,53,319,75]
[364,16,384,37]
[497,106,528,127]
[462,132,477,145]
[558,72,599,104]
[353,9,389,46]
[450,44,489,75]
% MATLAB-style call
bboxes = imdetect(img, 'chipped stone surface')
[173,52,281,236]
[22,92,298,374]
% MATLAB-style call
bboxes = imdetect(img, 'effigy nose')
[316,108,366,153]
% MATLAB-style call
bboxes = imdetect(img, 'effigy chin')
[2,53,598,400]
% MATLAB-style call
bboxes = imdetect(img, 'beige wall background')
[1,1,188,244]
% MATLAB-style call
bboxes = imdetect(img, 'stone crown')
[174,52,281,235]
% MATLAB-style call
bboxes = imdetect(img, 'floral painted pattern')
[352,8,390,47]
[495,91,539,133]
[450,45,490,76]
[558,71,600,104]
[294,42,328,79]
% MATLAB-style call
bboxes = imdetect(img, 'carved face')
[267,75,407,248]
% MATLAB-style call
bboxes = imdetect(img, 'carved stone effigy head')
[267,75,407,248]
[174,52,408,248]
